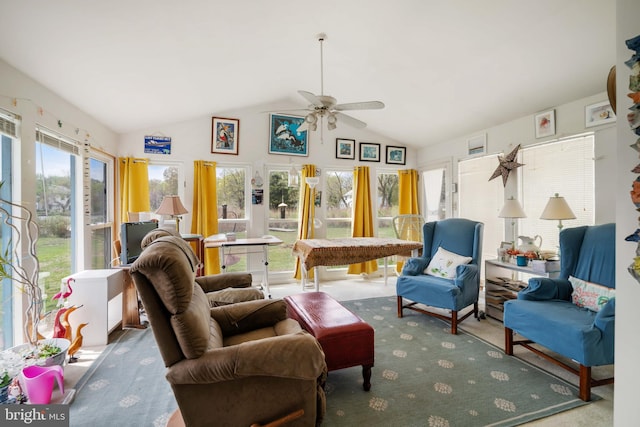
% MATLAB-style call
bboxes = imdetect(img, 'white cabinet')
[484,259,559,322]
[63,269,124,346]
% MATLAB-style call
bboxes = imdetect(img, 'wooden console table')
[292,237,422,291]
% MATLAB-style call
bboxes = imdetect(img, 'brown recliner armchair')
[130,235,327,427]
[141,227,265,305]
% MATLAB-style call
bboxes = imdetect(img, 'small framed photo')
[211,117,239,155]
[500,241,513,250]
[534,109,555,139]
[585,101,616,128]
[467,134,486,156]
[336,138,355,160]
[385,145,406,165]
[269,114,308,156]
[359,142,381,162]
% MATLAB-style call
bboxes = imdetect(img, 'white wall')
[118,102,414,237]
[416,91,616,225]
[615,0,640,424]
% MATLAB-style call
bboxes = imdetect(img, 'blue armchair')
[503,223,615,401]
[396,218,483,334]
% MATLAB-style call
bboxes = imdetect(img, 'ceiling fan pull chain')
[319,33,325,96]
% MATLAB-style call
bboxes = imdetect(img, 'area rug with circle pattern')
[69,296,596,426]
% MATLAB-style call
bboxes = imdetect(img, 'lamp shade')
[156,195,188,216]
[498,197,527,218]
[540,193,576,220]
[305,177,319,188]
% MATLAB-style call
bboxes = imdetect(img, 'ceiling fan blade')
[260,108,309,114]
[335,112,367,129]
[334,100,385,111]
[298,90,323,108]
[296,122,310,133]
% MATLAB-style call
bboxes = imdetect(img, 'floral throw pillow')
[424,247,472,279]
[569,275,615,312]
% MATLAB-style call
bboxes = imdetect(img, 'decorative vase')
[21,365,64,404]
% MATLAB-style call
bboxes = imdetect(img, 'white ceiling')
[0,0,615,148]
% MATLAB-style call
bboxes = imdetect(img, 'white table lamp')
[540,193,576,231]
[498,197,527,245]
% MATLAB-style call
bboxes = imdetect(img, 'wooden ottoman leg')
[362,364,372,391]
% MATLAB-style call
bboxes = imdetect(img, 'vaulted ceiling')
[0,0,615,148]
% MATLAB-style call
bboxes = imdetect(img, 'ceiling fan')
[293,33,385,132]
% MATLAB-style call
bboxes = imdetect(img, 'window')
[88,154,115,269]
[458,154,504,261]
[266,168,299,273]
[35,129,81,315]
[376,171,399,239]
[518,135,594,251]
[1,132,13,349]
[325,169,353,239]
[148,163,180,211]
[217,165,249,272]
[422,165,449,222]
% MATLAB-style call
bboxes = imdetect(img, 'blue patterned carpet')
[69,296,595,426]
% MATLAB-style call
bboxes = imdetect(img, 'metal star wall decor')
[489,144,524,187]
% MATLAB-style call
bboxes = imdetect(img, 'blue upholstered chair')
[503,223,615,401]
[396,218,484,334]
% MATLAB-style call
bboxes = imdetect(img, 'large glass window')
[266,168,299,273]
[35,129,80,314]
[88,155,114,269]
[458,154,504,261]
[325,169,353,239]
[216,165,249,272]
[518,135,594,252]
[1,132,13,349]
[376,171,399,239]
[148,163,179,211]
[422,165,449,222]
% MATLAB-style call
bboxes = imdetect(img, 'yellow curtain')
[119,157,150,222]
[192,161,221,275]
[397,169,421,272]
[399,169,420,215]
[293,164,316,280]
[348,166,378,274]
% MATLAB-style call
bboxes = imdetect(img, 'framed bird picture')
[268,114,309,156]
[211,117,239,155]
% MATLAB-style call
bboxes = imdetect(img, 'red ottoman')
[284,292,374,391]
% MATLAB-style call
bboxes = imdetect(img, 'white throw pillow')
[569,276,615,312]
[424,247,472,279]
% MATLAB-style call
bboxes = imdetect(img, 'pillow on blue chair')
[424,247,472,279]
[569,275,615,312]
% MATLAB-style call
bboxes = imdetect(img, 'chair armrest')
[518,278,573,301]
[165,332,326,384]
[401,257,430,276]
[210,299,288,335]
[454,263,478,286]
[594,297,615,335]
[195,272,252,293]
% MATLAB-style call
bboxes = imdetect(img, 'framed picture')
[359,142,381,162]
[269,114,308,156]
[500,241,513,250]
[211,117,239,155]
[585,101,616,128]
[467,134,486,156]
[534,109,555,139]
[385,145,406,165]
[336,138,355,159]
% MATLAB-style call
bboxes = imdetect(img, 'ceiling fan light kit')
[295,33,385,132]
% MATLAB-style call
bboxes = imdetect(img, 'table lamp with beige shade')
[540,193,576,232]
[498,196,527,247]
[156,195,188,231]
